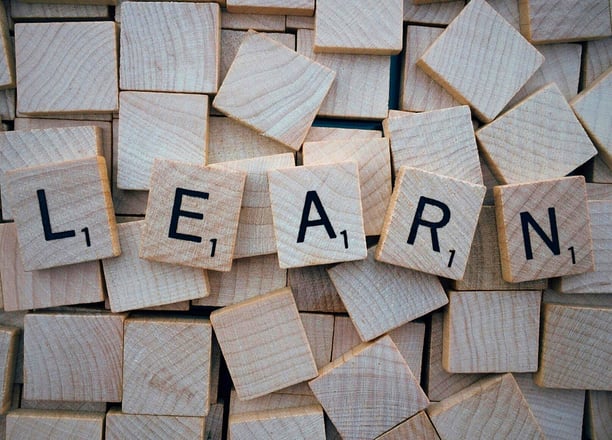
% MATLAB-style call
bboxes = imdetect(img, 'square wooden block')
[328,247,447,341]
[377,411,440,440]
[314,0,403,55]
[24,312,126,402]
[6,156,120,271]
[212,31,335,150]
[6,410,104,440]
[117,91,208,190]
[226,0,314,15]
[376,166,486,279]
[229,406,325,440]
[477,83,597,185]
[210,288,317,400]
[417,0,544,122]
[268,162,367,269]
[123,316,212,416]
[140,159,246,271]
[103,221,209,312]
[302,138,391,235]
[309,335,429,440]
[444,290,541,373]
[106,408,205,440]
[494,176,594,282]
[15,22,117,114]
[0,326,18,415]
[120,2,220,93]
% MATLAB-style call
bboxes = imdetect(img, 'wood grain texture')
[0,89,15,120]
[418,0,544,122]
[230,389,318,415]
[6,410,104,440]
[488,0,520,29]
[229,405,325,440]
[20,400,106,412]
[384,107,482,184]
[376,166,485,279]
[309,335,429,440]
[0,4,13,89]
[587,391,612,440]
[443,290,541,373]
[592,155,612,183]
[535,303,612,390]
[288,265,346,313]
[297,29,390,119]
[583,36,612,88]
[376,411,439,440]
[304,126,382,142]
[10,0,108,18]
[117,91,208,190]
[518,0,612,43]
[227,0,314,15]
[427,374,545,440]
[403,0,464,25]
[587,183,612,200]
[0,326,17,414]
[303,138,391,235]
[314,0,403,55]
[105,408,205,440]
[494,176,594,282]
[222,10,286,30]
[328,247,447,341]
[331,315,361,361]
[211,288,317,400]
[6,157,120,271]
[213,32,335,150]
[15,22,117,113]
[543,289,612,308]
[0,312,25,385]
[23,312,126,401]
[120,2,220,93]
[140,160,246,271]
[286,15,314,29]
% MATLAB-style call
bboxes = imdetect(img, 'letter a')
[297,191,337,243]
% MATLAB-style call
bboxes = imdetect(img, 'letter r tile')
[140,159,246,271]
[376,166,485,279]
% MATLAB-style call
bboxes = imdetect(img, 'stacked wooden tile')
[0,0,609,439]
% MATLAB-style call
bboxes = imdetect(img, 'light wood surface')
[0,3,14,90]
[222,10,286,31]
[0,311,25,385]
[583,37,612,88]
[0,326,17,414]
[6,409,104,440]
[403,0,463,25]
[587,183,612,200]
[230,389,318,415]
[331,315,361,361]
[543,289,612,308]
[286,15,314,29]
[105,408,205,440]
[488,0,520,29]
[304,126,382,143]
[229,405,325,440]
[587,391,612,440]
[10,0,108,18]
[376,411,440,440]
[288,264,345,313]
[20,400,106,412]
[226,0,314,15]
[592,155,612,183]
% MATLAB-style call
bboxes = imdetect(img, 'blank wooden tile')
[304,126,382,143]
[583,37,612,88]
[494,176,594,282]
[587,183,612,200]
[303,138,391,235]
[120,2,220,93]
[518,0,612,44]
[403,0,464,26]
[268,162,367,268]
[309,335,429,440]
[592,155,612,183]
[6,157,120,271]
[587,391,612,440]
[230,405,325,440]
[428,374,545,439]
[230,389,318,415]
[535,303,612,390]
[286,14,314,30]
[418,0,544,122]
[314,0,403,55]
[24,312,126,402]
[297,29,390,119]
[477,84,597,185]
[213,32,335,150]
[140,159,246,271]
[211,288,317,400]
[288,265,345,313]
[328,248,447,341]
[6,409,104,440]
[376,166,485,279]
[15,22,117,114]
[0,326,17,415]
[222,11,285,31]
[331,315,361,361]
[0,5,13,89]
[227,0,314,15]
[10,1,108,19]
[488,0,520,29]
[123,316,212,416]
[117,91,208,190]
[20,400,106,412]
[377,411,439,440]
[105,408,205,440]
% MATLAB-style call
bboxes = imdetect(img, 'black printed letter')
[407,196,451,252]
[168,188,208,243]
[520,207,560,260]
[297,191,337,243]
[37,189,76,241]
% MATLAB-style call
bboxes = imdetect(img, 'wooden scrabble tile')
[23,312,126,401]
[403,0,464,26]
[10,1,108,19]
[0,89,15,121]
[0,5,13,89]
[583,37,612,88]
[304,126,382,143]
[518,0,612,44]
[376,411,439,440]
[384,107,482,184]
[515,373,585,440]
[303,138,391,235]
[0,125,101,220]
[427,374,545,439]
[213,32,335,150]
[592,155,612,183]
[230,389,318,414]
[587,183,612,200]
[478,85,597,185]
[328,248,447,341]
[388,322,426,382]
[6,157,119,271]
[222,10,286,31]
[268,162,367,268]
[123,316,212,416]
[444,290,541,373]
[314,0,403,55]
[15,22,117,114]
[488,0,520,29]
[309,335,429,440]
[117,91,208,190]
[0,326,17,415]
[331,315,361,361]
[227,0,314,15]
[535,303,612,390]
[210,288,317,400]
[120,2,219,93]
[103,221,209,312]
[20,400,106,412]
[587,391,611,440]
[494,176,594,282]
[376,166,485,279]
[417,0,544,122]
[401,26,460,112]
[288,265,346,313]
[105,408,205,440]
[0,223,104,311]
[297,29,390,119]
[229,405,325,440]
[286,14,314,30]
[140,159,246,271]
[0,312,25,385]
[453,206,548,291]
[6,409,104,440]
